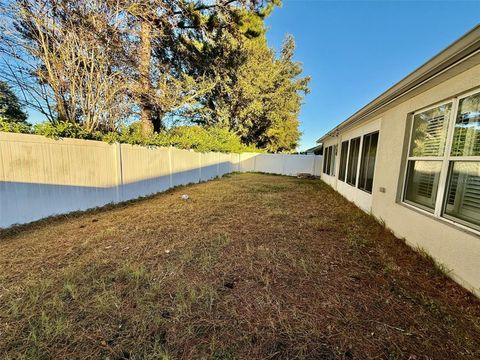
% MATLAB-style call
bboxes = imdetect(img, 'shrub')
[33,122,104,141]
[0,117,31,133]
[0,119,261,153]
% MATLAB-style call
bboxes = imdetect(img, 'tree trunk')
[139,19,153,137]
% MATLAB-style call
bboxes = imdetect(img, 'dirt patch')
[0,173,479,359]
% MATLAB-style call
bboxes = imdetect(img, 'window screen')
[346,137,360,186]
[339,141,348,181]
[358,132,379,193]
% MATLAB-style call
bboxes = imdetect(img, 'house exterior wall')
[321,63,480,296]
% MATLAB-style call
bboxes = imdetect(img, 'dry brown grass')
[0,173,479,359]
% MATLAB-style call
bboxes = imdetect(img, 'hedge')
[0,118,261,154]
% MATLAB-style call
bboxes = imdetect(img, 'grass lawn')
[1,173,479,359]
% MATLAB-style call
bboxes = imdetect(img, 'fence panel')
[254,154,285,174]
[120,144,171,201]
[0,132,117,227]
[218,153,233,177]
[238,153,256,172]
[170,148,201,187]
[0,132,322,228]
[283,154,317,176]
[200,152,219,181]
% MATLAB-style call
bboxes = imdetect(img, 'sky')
[264,0,480,151]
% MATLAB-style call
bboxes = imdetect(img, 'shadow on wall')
[0,132,322,228]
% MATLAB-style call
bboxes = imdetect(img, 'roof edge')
[317,24,480,142]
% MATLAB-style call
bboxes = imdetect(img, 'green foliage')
[0,117,31,133]
[163,126,259,153]
[183,7,310,153]
[2,1,306,153]
[33,122,104,141]
[0,119,259,153]
[0,81,28,123]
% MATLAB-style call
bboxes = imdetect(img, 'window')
[322,145,337,176]
[404,103,451,212]
[444,162,480,228]
[323,146,329,174]
[346,137,361,186]
[443,91,480,229]
[451,94,480,157]
[339,141,349,181]
[358,132,379,193]
[403,90,480,231]
[330,145,337,176]
[404,161,442,210]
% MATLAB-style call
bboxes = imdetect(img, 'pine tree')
[0,81,28,123]
[184,4,310,152]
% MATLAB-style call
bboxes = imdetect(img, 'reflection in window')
[339,141,349,182]
[444,162,480,228]
[404,161,442,211]
[410,103,452,157]
[358,132,379,193]
[451,93,480,157]
[323,146,330,174]
[346,137,360,186]
[330,145,337,176]
[323,145,336,176]
[403,90,480,231]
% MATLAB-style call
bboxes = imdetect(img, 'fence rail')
[0,132,322,228]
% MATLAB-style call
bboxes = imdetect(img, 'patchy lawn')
[0,173,479,359]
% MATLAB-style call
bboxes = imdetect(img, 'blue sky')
[264,0,480,151]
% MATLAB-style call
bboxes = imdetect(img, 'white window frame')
[338,140,350,182]
[357,131,380,194]
[345,136,363,187]
[323,144,337,177]
[401,87,480,234]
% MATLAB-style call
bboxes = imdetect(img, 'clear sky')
[264,0,480,151]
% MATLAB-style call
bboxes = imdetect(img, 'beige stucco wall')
[322,63,480,296]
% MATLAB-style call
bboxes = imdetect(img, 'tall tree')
[122,0,270,136]
[1,0,133,130]
[182,4,309,152]
[1,0,307,149]
[0,81,28,123]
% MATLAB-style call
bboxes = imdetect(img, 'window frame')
[401,88,480,234]
[339,140,349,182]
[442,162,480,231]
[346,136,361,187]
[323,146,330,175]
[322,145,337,177]
[330,145,337,176]
[358,131,379,194]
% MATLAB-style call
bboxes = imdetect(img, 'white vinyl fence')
[0,132,322,228]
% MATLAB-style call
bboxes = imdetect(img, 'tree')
[0,81,28,123]
[183,5,309,152]
[0,0,307,150]
[121,0,270,136]
[1,0,133,131]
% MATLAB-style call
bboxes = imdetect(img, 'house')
[318,25,480,296]
[304,144,323,155]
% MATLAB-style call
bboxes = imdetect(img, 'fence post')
[312,155,316,175]
[114,142,123,202]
